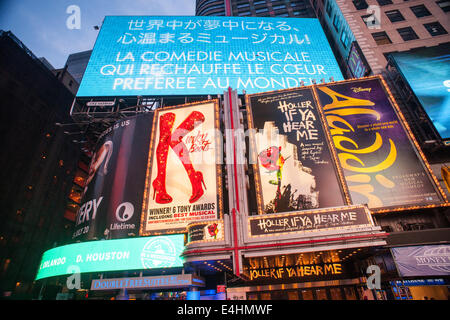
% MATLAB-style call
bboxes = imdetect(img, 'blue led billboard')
[77,16,343,97]
[391,43,450,140]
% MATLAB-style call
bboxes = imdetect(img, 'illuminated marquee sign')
[249,205,372,237]
[246,263,344,281]
[90,274,205,290]
[77,16,343,97]
[35,234,185,280]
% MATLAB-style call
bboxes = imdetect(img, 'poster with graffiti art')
[73,113,154,241]
[315,77,444,209]
[140,100,223,235]
[246,87,346,215]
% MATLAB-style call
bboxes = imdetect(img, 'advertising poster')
[73,113,154,241]
[390,43,450,140]
[35,235,185,280]
[315,77,443,209]
[391,245,450,277]
[347,41,370,79]
[77,16,344,97]
[247,87,346,214]
[140,100,223,235]
[187,221,224,243]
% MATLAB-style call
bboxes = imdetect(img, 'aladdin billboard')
[76,16,344,97]
[315,77,445,210]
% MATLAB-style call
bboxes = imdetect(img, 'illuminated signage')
[391,245,450,277]
[315,77,444,209]
[140,100,223,236]
[248,205,372,237]
[35,234,185,280]
[90,274,205,290]
[73,114,154,241]
[347,41,370,78]
[390,43,450,140]
[77,16,343,97]
[187,220,224,243]
[247,263,343,281]
[246,87,347,215]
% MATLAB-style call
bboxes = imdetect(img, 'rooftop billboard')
[77,16,343,97]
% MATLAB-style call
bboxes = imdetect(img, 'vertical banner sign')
[315,77,443,209]
[140,100,223,235]
[73,114,154,241]
[347,41,370,79]
[247,88,346,214]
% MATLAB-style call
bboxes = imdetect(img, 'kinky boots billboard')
[140,100,224,236]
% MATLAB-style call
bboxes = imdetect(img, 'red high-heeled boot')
[152,112,175,204]
[169,111,207,203]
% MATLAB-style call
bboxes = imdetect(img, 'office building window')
[436,0,450,12]
[376,0,393,5]
[340,31,350,48]
[326,0,333,17]
[333,14,341,31]
[372,31,392,45]
[255,7,269,13]
[410,4,431,17]
[272,5,285,10]
[385,9,405,22]
[423,22,448,36]
[397,27,419,41]
[353,0,369,10]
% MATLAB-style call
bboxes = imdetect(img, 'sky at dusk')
[0,0,195,68]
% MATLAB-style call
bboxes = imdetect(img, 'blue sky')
[0,0,195,68]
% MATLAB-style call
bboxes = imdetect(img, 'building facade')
[196,0,316,17]
[0,31,82,299]
[310,0,450,75]
[64,50,92,85]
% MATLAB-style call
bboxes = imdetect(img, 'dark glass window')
[436,0,450,12]
[272,5,285,10]
[255,7,269,13]
[353,0,369,10]
[333,14,341,31]
[385,9,405,22]
[376,0,393,5]
[340,31,350,48]
[372,31,392,45]
[410,4,431,17]
[424,22,448,36]
[397,27,419,41]
[326,0,333,16]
